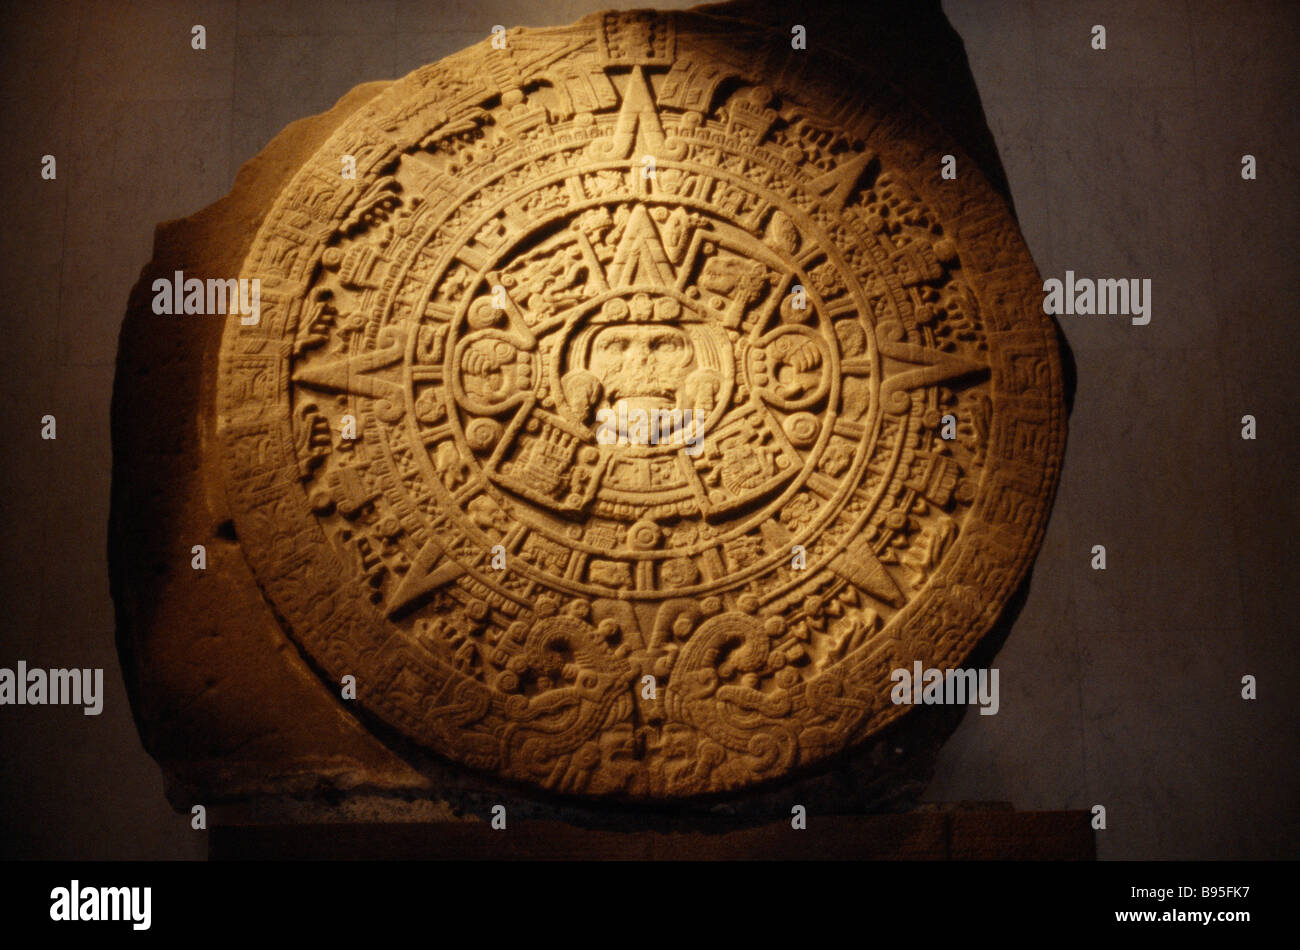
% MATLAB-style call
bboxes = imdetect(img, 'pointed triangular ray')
[386,536,467,618]
[807,150,874,212]
[294,358,405,404]
[831,533,905,607]
[608,204,675,288]
[878,339,988,412]
[761,518,904,608]
[593,65,684,160]
[292,332,406,403]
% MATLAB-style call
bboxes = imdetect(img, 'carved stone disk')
[217,10,1064,799]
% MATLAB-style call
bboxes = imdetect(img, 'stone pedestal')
[209,805,1095,860]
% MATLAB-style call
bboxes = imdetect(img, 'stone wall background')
[0,0,1294,859]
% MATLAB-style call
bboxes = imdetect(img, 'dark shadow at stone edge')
[110,2,1073,831]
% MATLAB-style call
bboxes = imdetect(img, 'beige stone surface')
[114,8,1063,807]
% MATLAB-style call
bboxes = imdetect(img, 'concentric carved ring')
[217,10,1064,798]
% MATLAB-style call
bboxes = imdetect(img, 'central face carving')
[589,322,694,412]
[556,288,731,452]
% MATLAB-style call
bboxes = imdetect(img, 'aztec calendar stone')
[216,10,1065,799]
